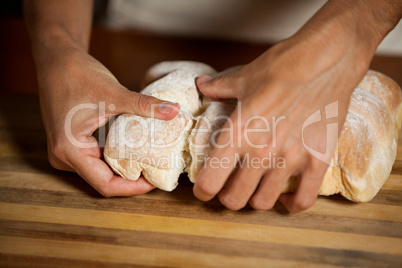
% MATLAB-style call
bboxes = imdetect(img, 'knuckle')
[284,142,303,159]
[98,189,112,198]
[281,155,299,172]
[48,142,67,170]
[245,116,268,130]
[292,195,316,212]
[244,135,269,151]
[252,147,274,160]
[249,198,275,211]
[219,194,245,211]
[48,155,61,170]
[51,142,65,159]
[135,94,153,114]
[209,77,224,88]
[197,178,219,197]
[96,185,113,198]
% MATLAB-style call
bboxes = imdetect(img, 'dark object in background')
[0,0,109,22]
[1,0,401,95]
[0,0,22,17]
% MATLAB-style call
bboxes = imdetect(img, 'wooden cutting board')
[0,93,401,267]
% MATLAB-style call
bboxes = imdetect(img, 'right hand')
[36,47,180,197]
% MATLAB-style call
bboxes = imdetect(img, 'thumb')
[114,90,180,120]
[196,75,238,100]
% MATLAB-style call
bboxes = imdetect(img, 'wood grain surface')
[0,89,401,267]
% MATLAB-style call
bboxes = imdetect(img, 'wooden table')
[1,17,402,267]
[0,92,401,267]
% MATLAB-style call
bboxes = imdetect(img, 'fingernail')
[159,102,178,114]
[197,75,213,84]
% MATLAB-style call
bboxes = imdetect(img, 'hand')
[192,0,390,211]
[37,47,179,197]
[193,0,401,212]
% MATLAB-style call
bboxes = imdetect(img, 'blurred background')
[1,0,401,95]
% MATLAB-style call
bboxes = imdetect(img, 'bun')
[141,61,216,89]
[104,62,402,202]
[104,66,202,191]
[316,71,402,201]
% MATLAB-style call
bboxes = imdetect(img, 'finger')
[85,157,155,197]
[71,149,155,197]
[249,165,297,211]
[193,146,238,202]
[114,90,180,120]
[218,162,265,211]
[279,165,326,212]
[193,113,240,201]
[196,74,239,100]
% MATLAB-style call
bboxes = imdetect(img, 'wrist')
[23,0,93,66]
[282,0,401,94]
[348,0,402,57]
[360,0,402,36]
[29,27,88,77]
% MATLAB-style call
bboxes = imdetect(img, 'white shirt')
[106,0,402,55]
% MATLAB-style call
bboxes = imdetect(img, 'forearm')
[308,1,399,52]
[277,0,401,95]
[23,0,93,60]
